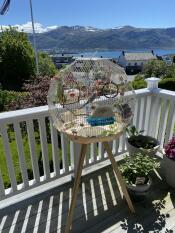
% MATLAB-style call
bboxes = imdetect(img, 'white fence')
[0,81,175,200]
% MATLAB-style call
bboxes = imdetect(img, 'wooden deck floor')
[0,160,175,233]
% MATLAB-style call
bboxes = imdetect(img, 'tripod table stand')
[64,134,135,233]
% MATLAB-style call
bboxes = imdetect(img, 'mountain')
[29,25,175,51]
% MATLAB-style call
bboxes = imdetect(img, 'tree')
[0,28,35,90]
[143,60,168,78]
[173,55,175,63]
[38,52,57,77]
[163,64,175,79]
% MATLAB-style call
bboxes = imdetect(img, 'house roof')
[123,52,157,61]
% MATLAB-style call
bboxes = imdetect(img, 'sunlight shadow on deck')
[0,165,175,233]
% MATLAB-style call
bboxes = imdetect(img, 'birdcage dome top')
[48,58,136,143]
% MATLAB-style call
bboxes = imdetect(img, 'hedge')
[132,76,175,91]
[158,78,175,91]
[0,90,27,112]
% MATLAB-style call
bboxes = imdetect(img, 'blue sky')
[1,0,175,29]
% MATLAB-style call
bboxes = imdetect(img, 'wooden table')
[64,134,135,233]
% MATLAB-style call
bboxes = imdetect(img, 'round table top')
[62,122,127,144]
[66,130,124,144]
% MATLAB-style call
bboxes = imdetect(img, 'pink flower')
[164,137,175,161]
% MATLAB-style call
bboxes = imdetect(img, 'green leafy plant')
[159,78,175,91]
[132,75,147,90]
[120,153,160,185]
[0,27,35,90]
[126,125,158,149]
[126,125,144,137]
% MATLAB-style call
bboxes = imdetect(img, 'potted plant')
[120,153,160,196]
[163,137,175,188]
[126,125,160,156]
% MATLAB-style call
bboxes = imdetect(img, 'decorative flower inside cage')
[48,58,136,140]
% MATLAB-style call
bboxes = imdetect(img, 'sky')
[1,0,175,32]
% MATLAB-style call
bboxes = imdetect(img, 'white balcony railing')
[0,78,175,201]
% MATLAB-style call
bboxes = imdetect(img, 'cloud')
[0,22,58,33]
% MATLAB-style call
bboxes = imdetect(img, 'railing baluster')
[138,97,146,131]
[13,122,29,188]
[132,98,138,126]
[70,141,81,176]
[121,131,126,152]
[99,142,105,160]
[158,99,169,148]
[60,133,69,174]
[26,119,40,183]
[38,117,50,180]
[85,144,90,164]
[152,97,162,139]
[113,138,119,155]
[118,135,123,152]
[90,143,96,162]
[50,119,60,177]
[0,170,5,198]
[144,95,152,135]
[70,141,74,171]
[135,98,141,130]
[0,124,17,192]
[148,95,161,138]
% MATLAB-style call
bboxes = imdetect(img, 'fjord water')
[76,49,175,58]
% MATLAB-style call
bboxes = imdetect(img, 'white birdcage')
[47,58,136,143]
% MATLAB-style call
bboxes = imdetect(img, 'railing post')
[146,77,161,90]
[145,77,161,137]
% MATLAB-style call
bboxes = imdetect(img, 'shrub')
[163,65,175,79]
[0,89,27,112]
[38,52,58,77]
[158,78,175,91]
[8,76,51,110]
[132,75,146,90]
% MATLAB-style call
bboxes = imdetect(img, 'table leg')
[103,142,135,213]
[65,144,87,233]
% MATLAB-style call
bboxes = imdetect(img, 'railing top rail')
[152,88,175,99]
[0,88,151,124]
[0,105,49,124]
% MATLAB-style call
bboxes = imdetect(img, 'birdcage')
[47,58,136,143]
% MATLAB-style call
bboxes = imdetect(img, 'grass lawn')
[0,129,63,189]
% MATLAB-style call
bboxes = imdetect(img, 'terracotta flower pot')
[163,155,175,188]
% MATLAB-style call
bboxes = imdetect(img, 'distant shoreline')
[73,49,175,59]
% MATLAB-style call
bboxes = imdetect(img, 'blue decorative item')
[87,116,115,126]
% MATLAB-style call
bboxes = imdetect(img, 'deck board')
[0,161,175,233]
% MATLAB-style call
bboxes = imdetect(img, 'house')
[71,57,127,84]
[50,53,75,69]
[161,55,172,65]
[118,50,157,74]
